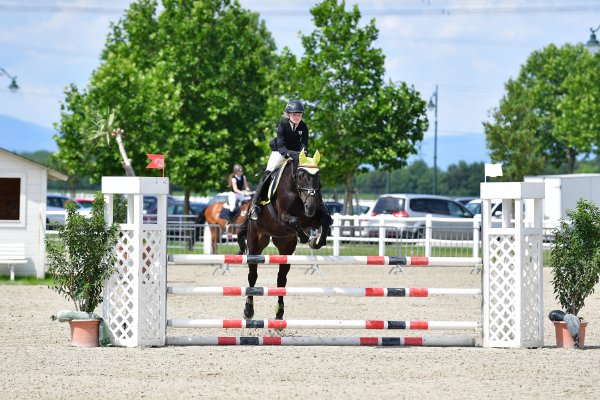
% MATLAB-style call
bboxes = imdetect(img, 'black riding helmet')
[285,100,304,113]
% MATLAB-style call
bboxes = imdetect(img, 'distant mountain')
[0,115,58,152]
[0,114,490,170]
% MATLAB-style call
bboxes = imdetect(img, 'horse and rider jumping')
[237,100,333,320]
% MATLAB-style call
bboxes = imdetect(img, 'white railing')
[44,213,556,258]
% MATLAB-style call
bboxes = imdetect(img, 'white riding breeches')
[266,151,284,172]
[228,192,249,212]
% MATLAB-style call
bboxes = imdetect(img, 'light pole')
[428,85,438,194]
[586,25,600,54]
[0,68,19,92]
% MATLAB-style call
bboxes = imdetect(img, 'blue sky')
[0,0,598,168]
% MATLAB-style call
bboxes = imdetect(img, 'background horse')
[204,200,250,253]
[237,150,332,320]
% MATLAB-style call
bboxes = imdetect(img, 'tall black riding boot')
[249,171,270,220]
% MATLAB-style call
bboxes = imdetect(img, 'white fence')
[45,212,557,258]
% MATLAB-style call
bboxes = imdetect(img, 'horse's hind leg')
[272,237,297,320]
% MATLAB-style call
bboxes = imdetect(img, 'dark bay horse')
[204,200,251,253]
[237,150,333,320]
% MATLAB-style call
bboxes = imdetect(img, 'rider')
[248,100,309,220]
[226,164,251,222]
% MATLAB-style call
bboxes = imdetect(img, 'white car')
[465,199,502,217]
[47,193,90,227]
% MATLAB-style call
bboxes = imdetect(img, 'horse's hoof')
[308,235,321,249]
[244,303,254,320]
[275,303,284,320]
[298,235,309,244]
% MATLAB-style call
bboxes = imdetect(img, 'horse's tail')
[236,217,249,255]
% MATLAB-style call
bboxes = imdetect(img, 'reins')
[266,159,320,226]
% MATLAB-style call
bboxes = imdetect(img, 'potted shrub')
[47,193,119,347]
[549,198,600,348]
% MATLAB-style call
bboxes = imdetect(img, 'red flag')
[146,154,165,169]
[146,154,165,176]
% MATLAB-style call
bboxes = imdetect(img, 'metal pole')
[433,85,438,194]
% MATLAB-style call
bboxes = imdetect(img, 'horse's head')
[295,150,321,218]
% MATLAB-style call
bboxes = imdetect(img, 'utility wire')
[0,2,599,15]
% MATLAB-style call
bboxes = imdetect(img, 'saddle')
[219,199,249,221]
[259,158,291,206]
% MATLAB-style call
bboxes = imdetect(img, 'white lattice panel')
[484,233,544,348]
[486,234,518,344]
[139,230,163,345]
[521,234,543,346]
[104,229,166,347]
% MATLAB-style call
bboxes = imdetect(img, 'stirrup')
[249,205,260,221]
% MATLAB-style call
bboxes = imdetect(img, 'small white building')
[0,147,67,278]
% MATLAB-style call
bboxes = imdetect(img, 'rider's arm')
[276,121,292,157]
[243,176,250,191]
[301,122,309,154]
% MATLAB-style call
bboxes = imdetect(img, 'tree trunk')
[184,188,191,215]
[344,173,354,215]
[567,147,576,174]
[114,132,136,177]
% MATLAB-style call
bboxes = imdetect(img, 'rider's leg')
[249,151,283,220]
[248,171,270,220]
[226,192,236,223]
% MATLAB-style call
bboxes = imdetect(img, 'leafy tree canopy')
[55,0,277,200]
[296,0,428,213]
[484,43,600,179]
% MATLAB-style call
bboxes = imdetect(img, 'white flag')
[484,163,503,177]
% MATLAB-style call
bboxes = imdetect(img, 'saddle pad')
[260,158,291,206]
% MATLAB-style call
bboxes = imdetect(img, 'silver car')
[46,192,88,228]
[366,194,475,239]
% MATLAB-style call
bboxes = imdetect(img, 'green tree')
[484,43,600,177]
[55,0,276,209]
[443,161,484,196]
[297,0,428,213]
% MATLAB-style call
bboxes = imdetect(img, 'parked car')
[208,193,230,205]
[143,195,182,222]
[74,198,94,210]
[454,196,478,206]
[323,201,344,214]
[366,194,475,238]
[324,201,370,215]
[465,199,502,216]
[47,193,89,227]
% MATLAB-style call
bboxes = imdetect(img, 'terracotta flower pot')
[69,319,100,348]
[553,320,588,349]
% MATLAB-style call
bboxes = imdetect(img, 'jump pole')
[166,335,476,347]
[168,319,480,330]
[169,254,482,267]
[167,286,481,297]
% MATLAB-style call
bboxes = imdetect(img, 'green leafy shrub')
[46,193,119,312]
[550,199,600,316]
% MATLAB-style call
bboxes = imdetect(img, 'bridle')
[295,164,320,209]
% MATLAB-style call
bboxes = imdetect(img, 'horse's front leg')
[280,212,310,243]
[244,226,270,319]
[244,263,258,319]
[276,263,290,320]
[309,204,333,249]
